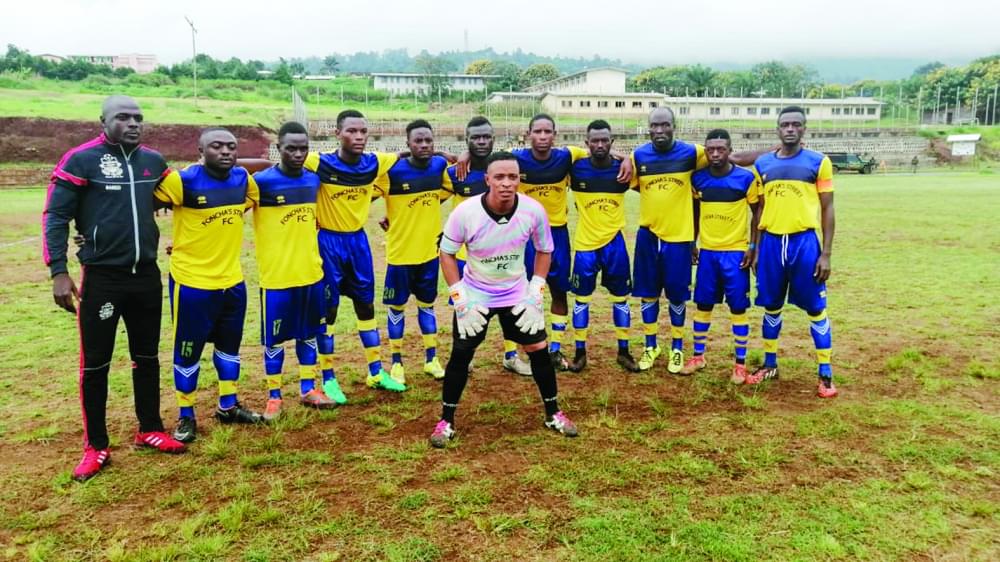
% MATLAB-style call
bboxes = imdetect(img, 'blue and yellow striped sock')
[417,301,437,362]
[809,309,833,379]
[668,301,686,351]
[357,318,382,376]
[213,349,241,410]
[295,338,317,394]
[572,296,591,351]
[731,312,749,365]
[174,362,199,419]
[611,296,631,351]
[762,308,783,368]
[317,324,335,384]
[387,305,405,365]
[263,345,284,399]
[549,313,567,353]
[503,340,518,360]
[692,309,712,356]
[641,298,659,348]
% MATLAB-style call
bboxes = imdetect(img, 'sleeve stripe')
[816,179,833,189]
[52,168,87,186]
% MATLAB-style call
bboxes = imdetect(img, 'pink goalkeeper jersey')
[441,194,553,307]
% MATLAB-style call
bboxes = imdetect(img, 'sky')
[3,0,998,66]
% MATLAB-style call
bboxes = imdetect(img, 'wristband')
[747,243,757,250]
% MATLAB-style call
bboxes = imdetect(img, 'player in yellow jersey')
[252,122,337,420]
[510,115,633,371]
[747,106,838,398]
[155,128,263,443]
[682,129,761,383]
[631,107,764,376]
[375,120,452,384]
[567,120,640,373]
[304,110,404,394]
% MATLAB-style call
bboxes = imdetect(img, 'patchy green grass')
[0,173,997,560]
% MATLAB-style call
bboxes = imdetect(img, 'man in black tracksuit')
[43,95,186,481]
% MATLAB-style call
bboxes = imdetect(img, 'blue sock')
[295,338,318,394]
[263,345,284,399]
[417,303,437,363]
[668,301,686,351]
[388,306,405,365]
[174,362,199,419]
[572,297,590,351]
[317,327,335,384]
[641,298,659,348]
[213,349,241,410]
[762,309,783,368]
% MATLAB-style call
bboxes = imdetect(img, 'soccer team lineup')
[44,95,839,481]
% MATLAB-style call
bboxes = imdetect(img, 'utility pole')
[184,16,198,105]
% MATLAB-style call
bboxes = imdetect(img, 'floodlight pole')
[184,16,198,106]
[993,84,999,125]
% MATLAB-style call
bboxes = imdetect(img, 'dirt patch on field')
[0,117,273,164]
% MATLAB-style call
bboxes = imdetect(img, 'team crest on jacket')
[99,154,124,179]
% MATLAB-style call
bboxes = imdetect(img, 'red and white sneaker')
[745,366,779,385]
[680,355,707,375]
[134,431,187,454]
[72,447,111,481]
[817,378,839,398]
[429,419,455,448]
[731,363,749,384]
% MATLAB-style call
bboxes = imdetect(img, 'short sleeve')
[531,205,555,254]
[816,157,834,192]
[747,168,761,204]
[567,145,588,163]
[303,152,320,173]
[629,153,639,189]
[155,170,184,206]
[245,174,260,209]
[695,144,709,170]
[376,152,399,176]
[440,207,465,255]
[439,168,454,201]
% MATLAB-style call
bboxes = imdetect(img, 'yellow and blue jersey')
[631,141,708,242]
[251,165,324,289]
[754,149,834,235]
[304,151,397,232]
[376,156,452,265]
[446,165,489,261]
[512,146,588,227]
[569,157,630,251]
[155,165,258,290]
[692,166,761,251]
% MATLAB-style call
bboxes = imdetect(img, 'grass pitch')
[0,172,997,561]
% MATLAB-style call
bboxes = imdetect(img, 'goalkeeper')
[429,151,578,448]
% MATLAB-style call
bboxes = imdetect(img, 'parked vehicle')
[827,152,876,174]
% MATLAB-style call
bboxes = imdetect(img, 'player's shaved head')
[705,128,731,146]
[199,127,236,148]
[648,107,675,151]
[336,109,365,129]
[778,105,807,125]
[528,113,555,132]
[278,121,308,142]
[648,107,675,126]
[101,95,140,120]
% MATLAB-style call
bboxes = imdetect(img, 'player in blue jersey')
[567,120,639,373]
[682,129,760,383]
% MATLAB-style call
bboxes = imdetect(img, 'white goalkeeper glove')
[512,275,546,335]
[449,281,488,339]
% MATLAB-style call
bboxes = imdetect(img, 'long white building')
[372,72,497,95]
